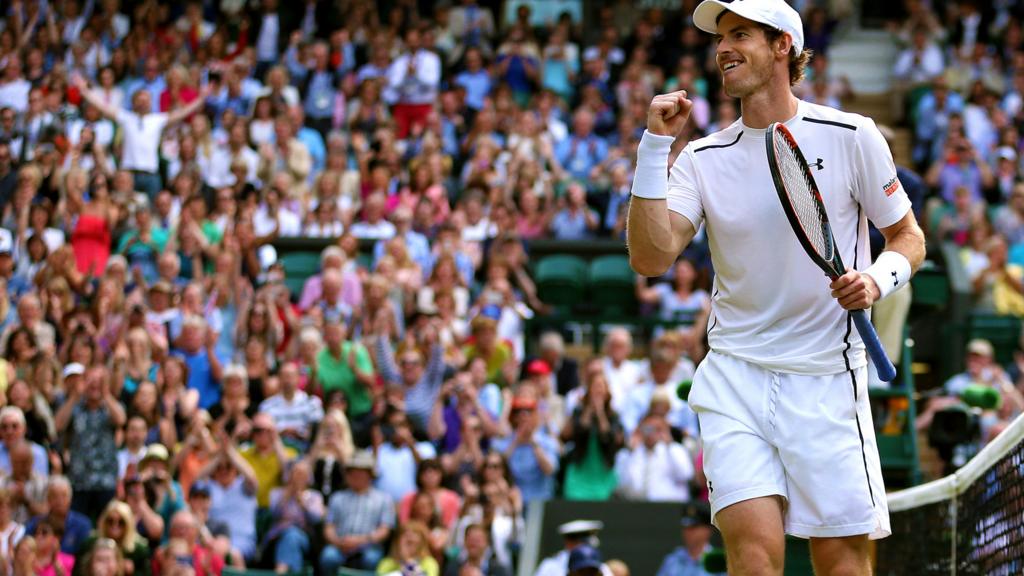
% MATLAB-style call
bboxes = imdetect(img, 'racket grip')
[851,309,897,382]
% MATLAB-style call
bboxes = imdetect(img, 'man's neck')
[740,89,799,130]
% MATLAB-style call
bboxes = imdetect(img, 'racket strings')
[774,132,834,262]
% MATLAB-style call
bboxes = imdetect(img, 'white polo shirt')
[116,109,168,173]
[667,100,912,375]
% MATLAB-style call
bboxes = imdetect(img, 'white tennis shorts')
[689,351,891,539]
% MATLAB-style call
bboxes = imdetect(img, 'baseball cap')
[526,359,551,376]
[567,544,603,571]
[997,146,1017,162]
[693,0,805,54]
[967,338,994,358]
[140,444,170,466]
[189,481,212,498]
[62,363,86,378]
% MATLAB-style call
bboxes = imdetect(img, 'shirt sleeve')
[853,118,913,229]
[666,146,704,230]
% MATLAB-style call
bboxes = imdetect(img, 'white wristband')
[630,130,676,200]
[864,251,912,300]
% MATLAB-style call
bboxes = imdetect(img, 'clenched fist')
[647,90,693,138]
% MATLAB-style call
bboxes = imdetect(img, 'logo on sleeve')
[882,176,900,197]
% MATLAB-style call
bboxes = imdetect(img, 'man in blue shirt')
[489,398,559,503]
[172,315,223,410]
[656,502,723,576]
[556,108,608,181]
[26,476,93,555]
[454,48,493,111]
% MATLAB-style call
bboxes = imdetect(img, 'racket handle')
[851,309,897,382]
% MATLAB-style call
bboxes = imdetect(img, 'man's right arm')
[627,91,697,277]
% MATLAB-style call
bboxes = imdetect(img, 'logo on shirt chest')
[809,157,824,171]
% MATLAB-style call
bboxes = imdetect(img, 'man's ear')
[775,33,794,58]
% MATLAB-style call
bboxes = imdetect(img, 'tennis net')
[877,413,1024,575]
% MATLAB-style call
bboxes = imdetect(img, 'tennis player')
[627,0,926,574]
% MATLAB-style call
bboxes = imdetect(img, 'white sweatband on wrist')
[630,130,677,200]
[864,251,912,300]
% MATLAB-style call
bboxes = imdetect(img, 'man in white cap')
[627,0,927,574]
[533,520,611,576]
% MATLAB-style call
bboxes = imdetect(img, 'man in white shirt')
[385,28,441,138]
[620,341,697,438]
[627,0,926,573]
[350,193,396,240]
[205,121,260,188]
[73,73,208,199]
[600,328,642,414]
[0,58,31,114]
[258,363,324,449]
[615,413,694,502]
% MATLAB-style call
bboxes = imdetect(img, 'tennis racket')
[765,122,897,382]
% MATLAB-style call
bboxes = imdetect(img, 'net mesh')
[773,129,833,262]
[878,415,1024,575]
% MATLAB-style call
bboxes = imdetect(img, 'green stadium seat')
[535,254,588,312]
[910,260,949,308]
[968,313,1022,365]
[280,251,321,298]
[588,255,637,314]
[356,252,375,272]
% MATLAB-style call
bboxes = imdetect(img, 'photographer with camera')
[125,445,184,547]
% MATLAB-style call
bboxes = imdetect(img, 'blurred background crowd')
[0,0,1021,575]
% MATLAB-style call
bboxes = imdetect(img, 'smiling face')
[715,12,788,99]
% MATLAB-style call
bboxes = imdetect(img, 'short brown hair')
[761,26,813,86]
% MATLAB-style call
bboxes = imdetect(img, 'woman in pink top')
[31,519,74,576]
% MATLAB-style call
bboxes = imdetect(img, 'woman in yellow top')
[376,521,439,576]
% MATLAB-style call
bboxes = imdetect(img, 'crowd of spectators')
[0,0,793,574]
[888,0,1024,464]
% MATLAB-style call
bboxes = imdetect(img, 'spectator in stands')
[73,74,208,199]
[373,319,446,435]
[264,460,323,574]
[891,26,945,123]
[73,501,150,576]
[490,398,559,504]
[320,450,394,575]
[375,520,440,576]
[55,365,124,521]
[386,28,442,139]
[306,408,354,499]
[169,314,222,411]
[258,362,323,450]
[444,522,510,576]
[27,476,92,556]
[239,413,296,510]
[316,313,374,441]
[0,407,48,477]
[33,517,76,576]
[968,234,1024,314]
[199,439,259,563]
[615,413,694,503]
[158,509,224,576]
[0,488,24,564]
[620,337,696,438]
[560,369,623,501]
[1,440,47,524]
[374,411,437,504]
[654,502,717,576]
